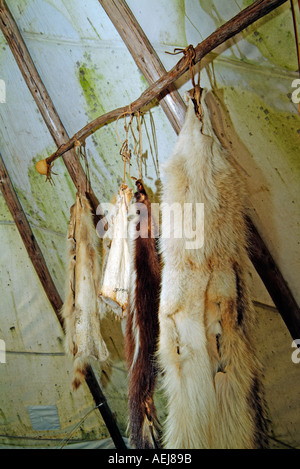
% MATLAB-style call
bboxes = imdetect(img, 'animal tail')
[72,355,88,390]
[127,355,161,448]
[125,180,161,449]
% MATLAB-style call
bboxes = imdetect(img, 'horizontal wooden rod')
[44,0,288,165]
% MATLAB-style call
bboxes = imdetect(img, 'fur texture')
[125,180,161,449]
[158,92,268,449]
[61,193,109,389]
[100,185,133,318]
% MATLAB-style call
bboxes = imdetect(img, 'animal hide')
[100,185,133,318]
[158,91,269,449]
[125,180,161,449]
[61,193,109,389]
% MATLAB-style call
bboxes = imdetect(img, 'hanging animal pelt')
[125,180,161,449]
[99,184,133,318]
[61,192,109,390]
[158,90,268,449]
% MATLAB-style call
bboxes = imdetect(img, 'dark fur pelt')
[125,180,161,449]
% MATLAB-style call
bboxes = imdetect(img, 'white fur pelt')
[61,193,109,389]
[100,185,133,318]
[158,91,268,449]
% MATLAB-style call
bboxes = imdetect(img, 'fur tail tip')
[72,360,87,390]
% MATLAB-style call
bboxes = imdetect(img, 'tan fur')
[125,181,161,449]
[158,92,268,449]
[61,193,109,389]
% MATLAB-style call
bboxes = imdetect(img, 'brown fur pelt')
[60,192,109,390]
[125,180,161,449]
[158,91,269,449]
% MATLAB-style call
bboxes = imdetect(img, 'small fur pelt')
[61,193,109,389]
[100,184,133,318]
[125,180,161,449]
[158,91,268,449]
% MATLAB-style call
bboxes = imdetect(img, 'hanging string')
[129,111,143,180]
[166,44,203,120]
[46,161,56,185]
[115,112,132,186]
[166,44,197,88]
[115,108,145,184]
[74,139,91,194]
[141,111,160,180]
[129,113,139,178]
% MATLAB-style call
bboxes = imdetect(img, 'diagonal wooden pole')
[246,216,300,341]
[98,0,186,134]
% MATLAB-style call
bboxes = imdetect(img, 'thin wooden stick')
[44,0,288,165]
